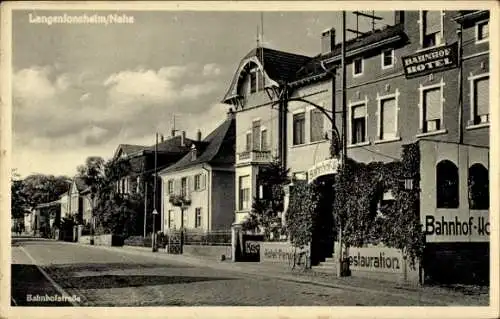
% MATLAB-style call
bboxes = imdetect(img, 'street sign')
[152,209,158,215]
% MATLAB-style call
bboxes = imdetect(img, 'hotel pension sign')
[402,42,458,79]
[308,158,341,183]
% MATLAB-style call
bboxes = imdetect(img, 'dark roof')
[222,47,311,102]
[144,135,196,154]
[294,24,406,82]
[453,10,489,25]
[159,116,235,174]
[119,144,146,155]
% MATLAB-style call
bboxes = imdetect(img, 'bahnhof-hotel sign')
[307,158,341,183]
[402,42,458,79]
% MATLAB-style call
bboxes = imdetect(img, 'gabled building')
[223,10,490,285]
[159,112,236,232]
[111,132,197,236]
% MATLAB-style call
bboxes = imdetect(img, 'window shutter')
[174,179,180,195]
[475,77,489,116]
[310,109,324,142]
[189,175,194,194]
[261,129,268,151]
[201,173,207,190]
[424,11,441,34]
[424,88,441,120]
[246,133,252,151]
[252,120,261,151]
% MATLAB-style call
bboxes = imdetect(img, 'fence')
[183,229,231,246]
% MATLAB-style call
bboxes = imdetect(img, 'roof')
[453,10,489,25]
[294,24,406,83]
[159,116,235,174]
[114,144,147,159]
[73,177,88,192]
[144,135,196,154]
[222,47,311,102]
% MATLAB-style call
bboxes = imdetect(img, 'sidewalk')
[77,243,489,306]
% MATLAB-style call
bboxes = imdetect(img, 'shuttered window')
[239,175,251,210]
[246,132,252,151]
[252,120,261,151]
[261,129,268,151]
[423,87,442,132]
[293,113,305,145]
[422,11,442,48]
[380,98,396,139]
[310,109,324,142]
[195,208,202,228]
[477,21,489,41]
[473,76,489,124]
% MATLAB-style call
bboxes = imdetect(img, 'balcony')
[237,150,272,165]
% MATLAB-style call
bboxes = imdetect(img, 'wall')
[211,169,235,230]
[183,245,231,260]
[161,165,210,231]
[259,241,310,264]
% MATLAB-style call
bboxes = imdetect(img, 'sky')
[11,9,395,178]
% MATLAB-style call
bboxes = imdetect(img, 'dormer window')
[249,68,258,93]
[191,145,197,161]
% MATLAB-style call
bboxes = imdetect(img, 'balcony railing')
[237,150,272,164]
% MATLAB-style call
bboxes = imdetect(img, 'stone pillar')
[231,223,242,262]
[77,225,83,243]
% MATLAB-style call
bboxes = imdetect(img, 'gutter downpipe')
[201,165,211,231]
[457,24,464,145]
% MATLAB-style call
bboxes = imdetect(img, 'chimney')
[196,129,202,142]
[171,129,176,137]
[181,131,186,147]
[321,28,335,55]
[394,11,405,25]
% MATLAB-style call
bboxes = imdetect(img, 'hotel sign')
[402,43,458,79]
[308,158,341,183]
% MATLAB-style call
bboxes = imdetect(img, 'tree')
[11,170,28,219]
[242,158,290,240]
[21,174,71,210]
[286,181,320,248]
[77,156,106,203]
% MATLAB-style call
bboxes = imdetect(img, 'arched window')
[436,160,459,208]
[468,163,489,210]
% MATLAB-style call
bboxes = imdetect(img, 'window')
[379,97,397,140]
[293,112,305,145]
[194,174,201,191]
[310,109,324,142]
[353,58,363,76]
[245,132,252,152]
[195,208,202,228]
[422,11,442,48]
[239,175,251,210]
[436,160,459,209]
[261,129,268,151]
[382,49,394,69]
[351,104,366,144]
[471,75,489,125]
[250,69,257,93]
[476,21,489,43]
[168,210,175,229]
[422,87,442,133]
[468,164,489,210]
[181,177,188,197]
[191,149,197,161]
[252,120,261,151]
[167,180,174,194]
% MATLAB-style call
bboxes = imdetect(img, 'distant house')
[159,112,236,232]
[111,132,198,236]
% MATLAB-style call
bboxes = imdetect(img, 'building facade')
[160,114,236,232]
[223,10,490,284]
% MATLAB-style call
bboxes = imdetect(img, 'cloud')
[202,63,221,77]
[12,63,228,176]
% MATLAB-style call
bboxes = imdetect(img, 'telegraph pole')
[152,132,158,252]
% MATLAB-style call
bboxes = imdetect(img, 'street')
[11,237,488,307]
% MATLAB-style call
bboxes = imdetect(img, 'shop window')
[353,58,363,76]
[476,21,489,43]
[436,160,459,209]
[239,175,251,210]
[422,11,443,48]
[310,109,324,142]
[471,75,489,125]
[468,164,489,210]
[382,49,394,69]
[379,97,397,140]
[422,86,442,133]
[351,104,366,144]
[293,112,305,145]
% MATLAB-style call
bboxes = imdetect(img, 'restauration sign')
[307,158,341,183]
[402,42,458,79]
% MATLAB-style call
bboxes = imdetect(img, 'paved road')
[10,238,487,307]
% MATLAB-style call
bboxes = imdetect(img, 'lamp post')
[152,132,159,252]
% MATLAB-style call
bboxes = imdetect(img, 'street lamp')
[152,132,159,252]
